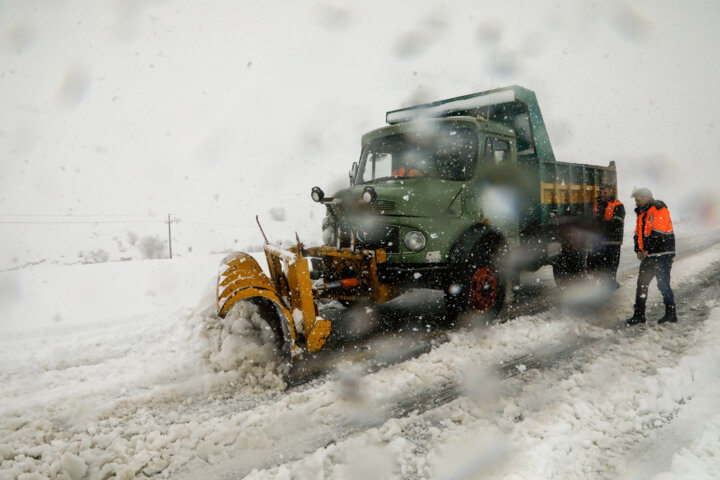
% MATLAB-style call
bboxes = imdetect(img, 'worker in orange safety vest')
[587,184,625,288]
[392,166,421,177]
[626,187,677,325]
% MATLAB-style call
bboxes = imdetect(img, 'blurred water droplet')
[610,2,652,42]
[477,21,503,45]
[7,24,36,54]
[316,4,352,31]
[56,66,91,108]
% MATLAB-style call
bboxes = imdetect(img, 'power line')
[0,213,167,218]
[0,213,172,225]
[0,213,270,227]
[0,220,163,224]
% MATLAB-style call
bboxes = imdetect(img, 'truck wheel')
[552,247,587,288]
[445,259,505,321]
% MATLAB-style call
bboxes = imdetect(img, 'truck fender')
[444,224,507,319]
[447,224,505,270]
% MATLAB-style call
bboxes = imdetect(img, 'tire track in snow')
[284,230,720,386]
[2,240,717,479]
[187,251,720,479]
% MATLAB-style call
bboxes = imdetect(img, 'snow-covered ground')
[1,233,719,479]
[3,1,720,479]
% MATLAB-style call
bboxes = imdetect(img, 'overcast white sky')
[2,0,719,228]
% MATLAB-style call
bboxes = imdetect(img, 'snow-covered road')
[2,237,720,479]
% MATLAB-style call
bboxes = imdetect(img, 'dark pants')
[634,255,675,314]
[588,244,621,282]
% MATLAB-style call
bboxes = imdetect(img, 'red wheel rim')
[468,267,499,312]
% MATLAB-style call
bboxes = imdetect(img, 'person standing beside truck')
[587,184,625,288]
[626,187,677,325]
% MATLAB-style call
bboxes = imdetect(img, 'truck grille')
[372,199,396,213]
[355,224,399,253]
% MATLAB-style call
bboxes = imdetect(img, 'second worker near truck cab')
[626,187,677,326]
[587,184,625,288]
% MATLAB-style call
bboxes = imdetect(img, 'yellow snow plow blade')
[217,252,287,317]
[216,248,332,355]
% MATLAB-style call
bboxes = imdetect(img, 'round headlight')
[362,186,377,204]
[311,186,325,203]
[404,231,426,252]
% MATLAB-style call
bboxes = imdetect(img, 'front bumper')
[377,262,449,289]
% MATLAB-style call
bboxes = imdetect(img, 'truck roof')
[385,86,556,163]
[360,115,514,148]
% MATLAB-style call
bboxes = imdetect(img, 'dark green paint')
[325,86,616,269]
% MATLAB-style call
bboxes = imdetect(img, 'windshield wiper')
[446,185,465,214]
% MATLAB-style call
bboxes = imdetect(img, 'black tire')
[445,256,505,321]
[552,247,587,288]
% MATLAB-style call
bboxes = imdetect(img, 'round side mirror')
[311,186,325,203]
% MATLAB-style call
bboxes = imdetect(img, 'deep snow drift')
[1,239,719,479]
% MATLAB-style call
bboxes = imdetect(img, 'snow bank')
[0,255,289,479]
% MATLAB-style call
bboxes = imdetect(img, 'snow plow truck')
[217,86,617,359]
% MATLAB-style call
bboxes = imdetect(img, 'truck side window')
[484,138,511,165]
[513,113,536,156]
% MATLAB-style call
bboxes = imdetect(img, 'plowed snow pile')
[0,256,287,479]
[198,288,286,389]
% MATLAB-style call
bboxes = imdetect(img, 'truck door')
[465,135,514,216]
[482,137,512,165]
[468,135,521,241]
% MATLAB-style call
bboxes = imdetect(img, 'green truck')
[312,85,616,316]
[217,85,617,356]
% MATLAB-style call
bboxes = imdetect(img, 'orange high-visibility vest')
[593,198,623,221]
[635,205,673,251]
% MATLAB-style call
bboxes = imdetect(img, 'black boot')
[626,304,646,325]
[658,304,678,324]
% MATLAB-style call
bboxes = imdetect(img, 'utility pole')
[167,213,173,259]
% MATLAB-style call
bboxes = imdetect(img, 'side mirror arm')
[349,162,358,186]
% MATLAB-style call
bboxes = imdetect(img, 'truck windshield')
[357,126,478,183]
